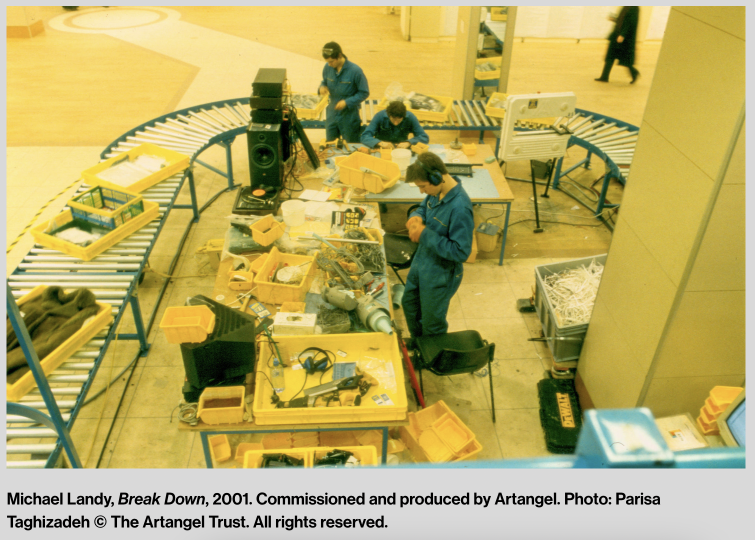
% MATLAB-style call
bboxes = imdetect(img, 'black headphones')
[419,159,444,186]
[297,347,333,375]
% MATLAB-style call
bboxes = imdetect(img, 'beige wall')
[578,7,746,417]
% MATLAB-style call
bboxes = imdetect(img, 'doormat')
[538,378,583,454]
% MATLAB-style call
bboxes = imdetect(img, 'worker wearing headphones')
[402,152,474,340]
[358,101,429,153]
[319,41,370,143]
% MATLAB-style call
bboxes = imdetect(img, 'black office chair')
[411,330,496,422]
[383,233,418,285]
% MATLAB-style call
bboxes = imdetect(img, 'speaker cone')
[251,144,275,168]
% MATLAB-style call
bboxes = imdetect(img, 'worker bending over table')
[402,153,474,341]
[358,101,429,153]
[319,41,370,143]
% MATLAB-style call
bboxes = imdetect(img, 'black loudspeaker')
[247,122,283,189]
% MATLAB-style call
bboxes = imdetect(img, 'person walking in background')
[595,6,640,84]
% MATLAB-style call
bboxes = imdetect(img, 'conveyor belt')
[8,95,638,468]
[6,174,188,468]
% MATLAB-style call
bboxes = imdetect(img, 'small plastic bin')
[376,94,454,123]
[484,92,509,119]
[160,305,216,344]
[534,254,607,363]
[242,449,310,469]
[83,142,190,194]
[338,152,400,193]
[399,400,479,463]
[709,386,743,410]
[198,386,246,425]
[312,446,378,467]
[227,269,255,291]
[30,201,159,262]
[235,443,264,463]
[291,92,328,120]
[68,186,145,230]
[6,285,113,402]
[475,56,502,81]
[250,214,285,246]
[253,247,317,304]
[209,434,232,463]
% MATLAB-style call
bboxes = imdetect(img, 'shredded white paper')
[542,260,603,326]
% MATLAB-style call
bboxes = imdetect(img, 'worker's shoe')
[630,69,640,84]
[594,77,608,82]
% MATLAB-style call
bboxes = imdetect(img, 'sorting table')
[356,143,514,265]
[177,208,409,468]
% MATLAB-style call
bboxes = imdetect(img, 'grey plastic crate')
[534,254,607,363]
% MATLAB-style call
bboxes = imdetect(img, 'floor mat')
[538,378,583,454]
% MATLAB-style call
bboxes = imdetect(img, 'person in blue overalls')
[318,42,369,143]
[402,152,474,341]
[358,101,429,153]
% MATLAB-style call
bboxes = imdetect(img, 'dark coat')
[606,6,639,67]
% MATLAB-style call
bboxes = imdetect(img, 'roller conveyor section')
[7,136,192,469]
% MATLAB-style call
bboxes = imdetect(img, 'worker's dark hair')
[322,41,343,60]
[406,152,447,184]
[386,101,407,119]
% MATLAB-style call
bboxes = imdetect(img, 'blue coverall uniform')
[401,177,474,338]
[360,110,429,148]
[320,59,369,143]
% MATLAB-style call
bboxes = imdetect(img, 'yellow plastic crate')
[312,446,378,467]
[6,285,113,403]
[376,94,454,123]
[253,333,407,425]
[250,214,285,246]
[68,185,145,230]
[484,92,509,119]
[159,305,216,344]
[253,247,317,304]
[242,449,310,469]
[475,56,502,81]
[399,400,480,463]
[338,152,400,193]
[30,201,159,262]
[291,92,328,120]
[83,142,190,194]
[197,385,245,425]
[209,434,232,463]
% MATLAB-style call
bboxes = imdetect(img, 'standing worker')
[358,101,429,153]
[319,42,370,143]
[401,152,474,341]
[595,6,640,84]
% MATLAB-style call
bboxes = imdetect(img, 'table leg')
[201,432,213,468]
[381,427,389,465]
[498,202,511,266]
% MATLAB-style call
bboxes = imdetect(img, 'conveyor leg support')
[129,293,151,356]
